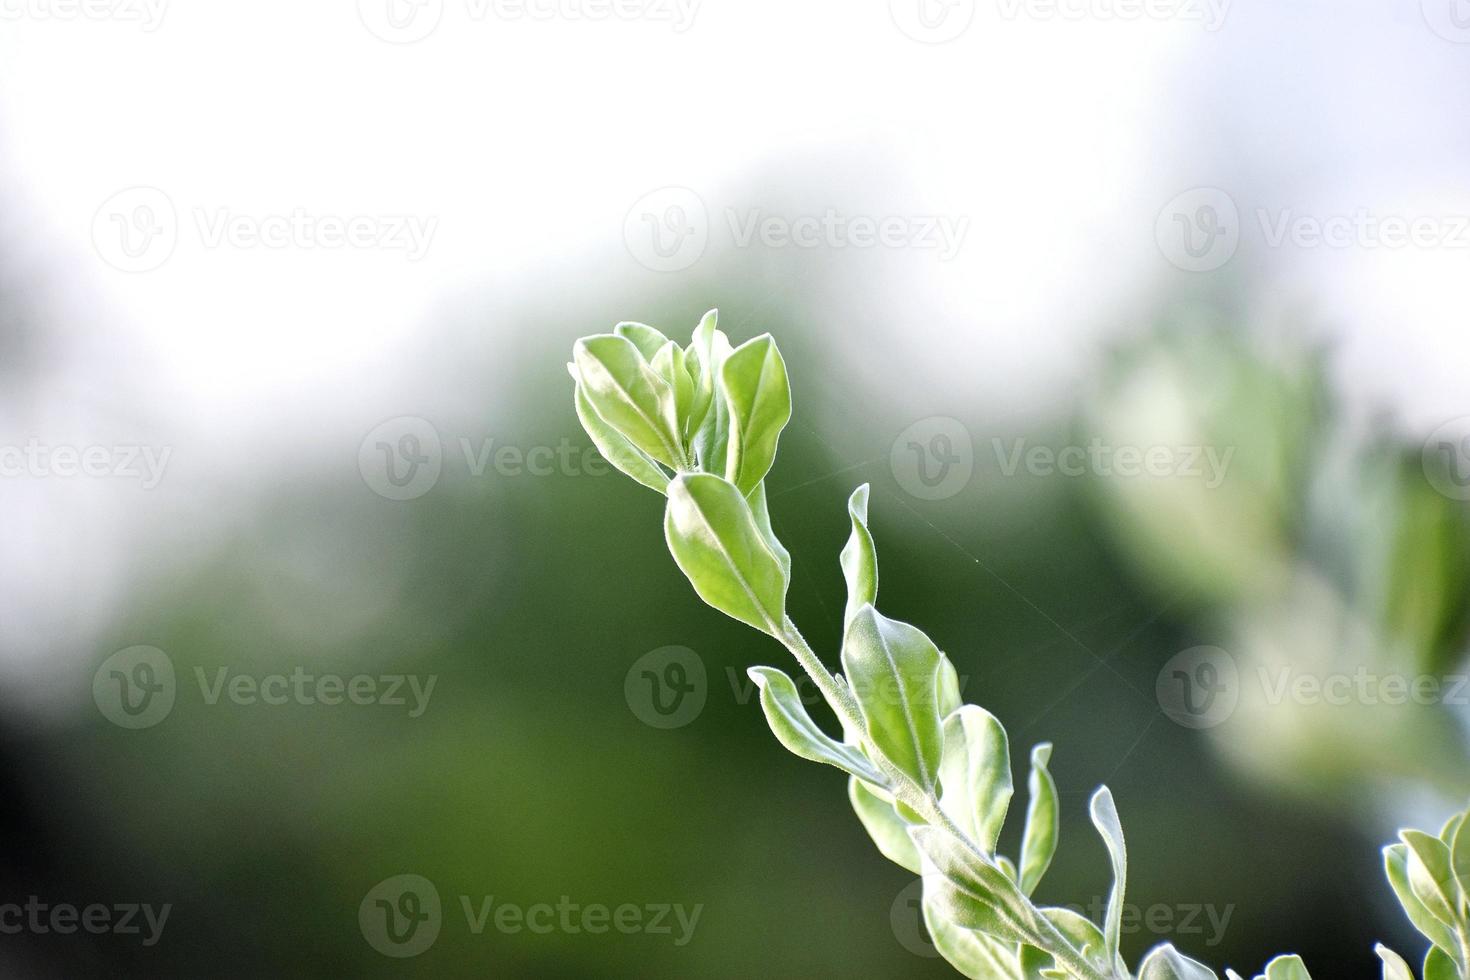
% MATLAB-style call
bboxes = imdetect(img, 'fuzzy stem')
[773,617,1116,980]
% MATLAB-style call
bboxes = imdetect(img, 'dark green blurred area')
[5,278,1467,979]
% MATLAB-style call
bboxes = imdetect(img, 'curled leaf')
[1018,744,1059,897]
[840,484,878,628]
[1090,786,1128,964]
[721,333,792,495]
[685,309,719,439]
[748,666,884,785]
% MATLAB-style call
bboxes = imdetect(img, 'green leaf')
[938,656,963,717]
[613,320,671,360]
[1385,843,1459,956]
[1424,945,1458,980]
[748,667,884,784]
[721,334,792,495]
[1440,812,1464,846]
[651,340,694,432]
[1452,812,1470,914]
[1018,744,1059,897]
[996,854,1018,882]
[1260,955,1312,980]
[664,474,789,636]
[1402,830,1461,929]
[938,705,1013,854]
[748,482,791,580]
[1374,944,1414,980]
[692,329,735,473]
[840,484,878,628]
[1040,907,1108,968]
[1137,943,1220,980]
[571,374,669,494]
[1018,944,1067,980]
[684,309,719,439]
[1090,786,1128,963]
[911,826,1045,947]
[848,778,922,874]
[922,893,1027,980]
[841,604,945,792]
[574,334,683,468]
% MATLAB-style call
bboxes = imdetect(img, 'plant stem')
[774,616,1116,980]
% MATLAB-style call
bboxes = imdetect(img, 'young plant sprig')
[568,310,1467,980]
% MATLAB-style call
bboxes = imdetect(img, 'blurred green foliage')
[8,287,1465,978]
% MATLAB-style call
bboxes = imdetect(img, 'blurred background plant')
[1086,318,1470,809]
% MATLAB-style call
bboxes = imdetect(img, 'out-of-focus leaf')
[1376,450,1470,676]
